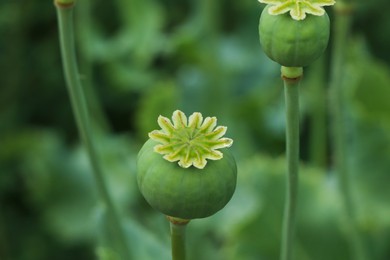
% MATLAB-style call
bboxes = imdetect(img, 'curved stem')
[76,0,111,132]
[54,2,131,259]
[168,217,190,260]
[329,3,367,260]
[280,66,302,260]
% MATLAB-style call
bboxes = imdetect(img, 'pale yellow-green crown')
[259,0,336,20]
[149,110,233,169]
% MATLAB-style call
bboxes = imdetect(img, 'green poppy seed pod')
[259,5,330,67]
[137,110,237,220]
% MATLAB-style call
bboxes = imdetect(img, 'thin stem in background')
[329,2,367,260]
[280,66,302,260]
[54,2,131,259]
[308,57,327,168]
[76,0,111,132]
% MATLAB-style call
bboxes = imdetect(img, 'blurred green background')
[1,0,390,259]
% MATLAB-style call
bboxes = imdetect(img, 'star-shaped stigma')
[259,0,335,20]
[148,110,233,169]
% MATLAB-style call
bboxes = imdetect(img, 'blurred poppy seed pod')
[137,111,237,219]
[259,5,330,67]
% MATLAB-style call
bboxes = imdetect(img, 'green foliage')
[1,0,390,259]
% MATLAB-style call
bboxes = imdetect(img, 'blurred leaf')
[0,129,96,258]
[90,0,166,68]
[182,155,352,260]
[342,39,390,258]
[135,80,180,140]
[96,246,121,260]
[345,42,390,129]
[96,207,170,260]
[343,39,390,203]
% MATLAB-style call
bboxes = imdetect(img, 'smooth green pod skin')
[137,139,237,219]
[259,6,330,67]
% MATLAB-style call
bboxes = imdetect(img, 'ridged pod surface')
[259,5,330,67]
[137,139,237,219]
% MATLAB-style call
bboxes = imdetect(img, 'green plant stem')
[55,2,131,259]
[308,58,327,167]
[170,223,186,260]
[281,66,302,260]
[329,3,367,260]
[76,0,110,132]
[196,0,219,38]
[169,218,189,260]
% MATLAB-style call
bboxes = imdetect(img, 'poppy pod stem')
[167,216,190,260]
[259,1,335,258]
[54,2,131,258]
[170,223,187,260]
[281,66,302,260]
